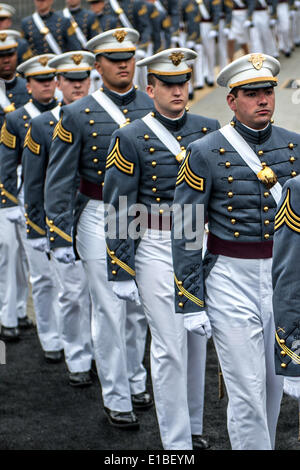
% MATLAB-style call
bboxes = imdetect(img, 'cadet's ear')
[227,92,237,112]
[146,84,154,99]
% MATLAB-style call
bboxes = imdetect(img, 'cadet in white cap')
[22,51,95,387]
[170,52,300,449]
[0,54,63,360]
[103,47,220,449]
[44,28,154,428]
[0,6,33,64]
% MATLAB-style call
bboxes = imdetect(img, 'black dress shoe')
[1,326,20,342]
[44,350,63,364]
[194,85,204,90]
[131,391,154,410]
[18,316,34,329]
[205,78,215,87]
[103,407,140,430]
[69,371,93,387]
[192,435,210,450]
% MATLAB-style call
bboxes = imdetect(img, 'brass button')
[156,197,160,202]
[23,115,28,120]
[257,150,263,156]
[177,280,183,286]
[264,233,270,239]
[264,191,269,197]
[288,143,294,149]
[8,93,13,98]
[111,260,116,265]
[92,132,98,137]
[264,219,270,225]
[89,120,95,125]
[50,237,55,242]
[202,127,207,133]
[101,182,104,187]
[152,175,157,181]
[92,146,97,151]
[1,199,6,203]
[49,120,54,126]
[112,270,117,275]
[228,191,233,198]
[149,147,155,153]
[178,291,183,297]
[234,231,239,238]
[178,302,184,308]
[85,108,90,113]
[227,206,233,212]
[280,350,286,356]
[97,170,102,175]
[123,109,128,114]
[159,209,164,215]
[228,176,233,183]
[151,112,155,117]
[231,218,236,224]
[151,161,157,167]
[180,146,185,151]
[261,161,267,168]
[281,363,287,368]
[25,220,29,225]
[110,251,115,255]
[144,134,149,140]
[1,191,4,196]
[152,187,157,193]
[49,228,54,232]
[279,338,285,344]
[290,156,295,163]
[225,161,231,168]
[185,106,189,112]
[26,229,30,233]
[230,120,235,127]
[93,158,98,163]
[270,118,274,123]
[24,123,29,128]
[177,136,182,141]
[263,206,269,212]
[219,148,225,154]
[291,170,297,177]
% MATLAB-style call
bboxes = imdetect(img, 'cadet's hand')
[223,27,230,37]
[183,311,212,339]
[5,205,24,225]
[208,29,218,39]
[52,246,75,264]
[283,377,300,399]
[269,18,277,27]
[28,237,49,253]
[112,280,141,306]
[243,19,253,28]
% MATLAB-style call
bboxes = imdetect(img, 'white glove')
[243,19,253,28]
[283,377,300,399]
[208,29,218,39]
[223,27,230,37]
[5,205,24,225]
[289,9,296,18]
[28,237,49,253]
[52,246,75,264]
[183,311,212,339]
[112,280,141,306]
[269,18,277,27]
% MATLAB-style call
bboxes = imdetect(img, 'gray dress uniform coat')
[272,174,300,376]
[44,86,153,250]
[21,10,82,55]
[0,75,30,129]
[171,118,300,314]
[59,6,101,41]
[103,109,220,281]
[0,98,58,209]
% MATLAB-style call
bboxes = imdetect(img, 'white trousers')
[205,255,283,450]
[249,11,278,56]
[0,209,29,327]
[135,229,207,450]
[277,2,293,54]
[76,199,148,411]
[228,10,249,44]
[218,19,229,70]
[53,258,93,373]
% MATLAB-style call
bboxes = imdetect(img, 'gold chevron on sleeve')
[174,275,204,307]
[176,152,205,191]
[274,188,300,233]
[0,121,16,149]
[52,117,73,144]
[275,330,300,365]
[24,127,41,155]
[46,217,73,243]
[106,244,136,277]
[0,184,18,204]
[106,137,134,175]
[25,216,46,236]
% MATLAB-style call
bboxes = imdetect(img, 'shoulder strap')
[196,0,211,20]
[91,89,128,126]
[63,8,87,48]
[23,101,41,119]
[109,0,134,28]
[32,12,62,54]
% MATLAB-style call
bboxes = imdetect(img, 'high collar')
[31,97,57,113]
[102,85,136,106]
[5,75,18,90]
[233,117,272,145]
[39,10,54,20]
[69,7,82,13]
[153,109,187,131]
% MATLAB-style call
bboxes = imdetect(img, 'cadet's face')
[26,77,56,103]
[0,52,17,80]
[0,17,12,29]
[57,75,91,104]
[89,1,105,14]
[146,78,189,119]
[94,56,135,93]
[34,0,54,14]
[65,0,81,8]
[227,87,275,130]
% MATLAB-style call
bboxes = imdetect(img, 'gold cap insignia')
[169,52,185,66]
[248,53,265,70]
[0,33,7,42]
[72,53,83,65]
[38,56,49,67]
[113,30,127,43]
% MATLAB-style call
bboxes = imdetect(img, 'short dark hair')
[147,73,157,87]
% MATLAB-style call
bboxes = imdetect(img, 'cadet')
[21,0,82,56]
[227,0,249,62]
[22,51,96,387]
[0,54,63,360]
[44,29,153,429]
[244,0,278,57]
[171,53,300,449]
[0,30,32,341]
[103,48,220,450]
[272,175,300,400]
[0,4,33,64]
[59,0,101,49]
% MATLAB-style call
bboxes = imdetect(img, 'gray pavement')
[191,48,300,132]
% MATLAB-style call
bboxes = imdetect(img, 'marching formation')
[1,0,300,452]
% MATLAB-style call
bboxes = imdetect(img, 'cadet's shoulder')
[272,124,300,144]
[31,109,55,126]
[21,15,33,26]
[282,173,300,194]
[114,118,144,138]
[6,105,26,122]
[135,89,153,103]
[61,95,93,114]
[187,112,220,128]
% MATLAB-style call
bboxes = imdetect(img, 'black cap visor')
[154,72,191,84]
[59,71,90,80]
[98,51,135,61]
